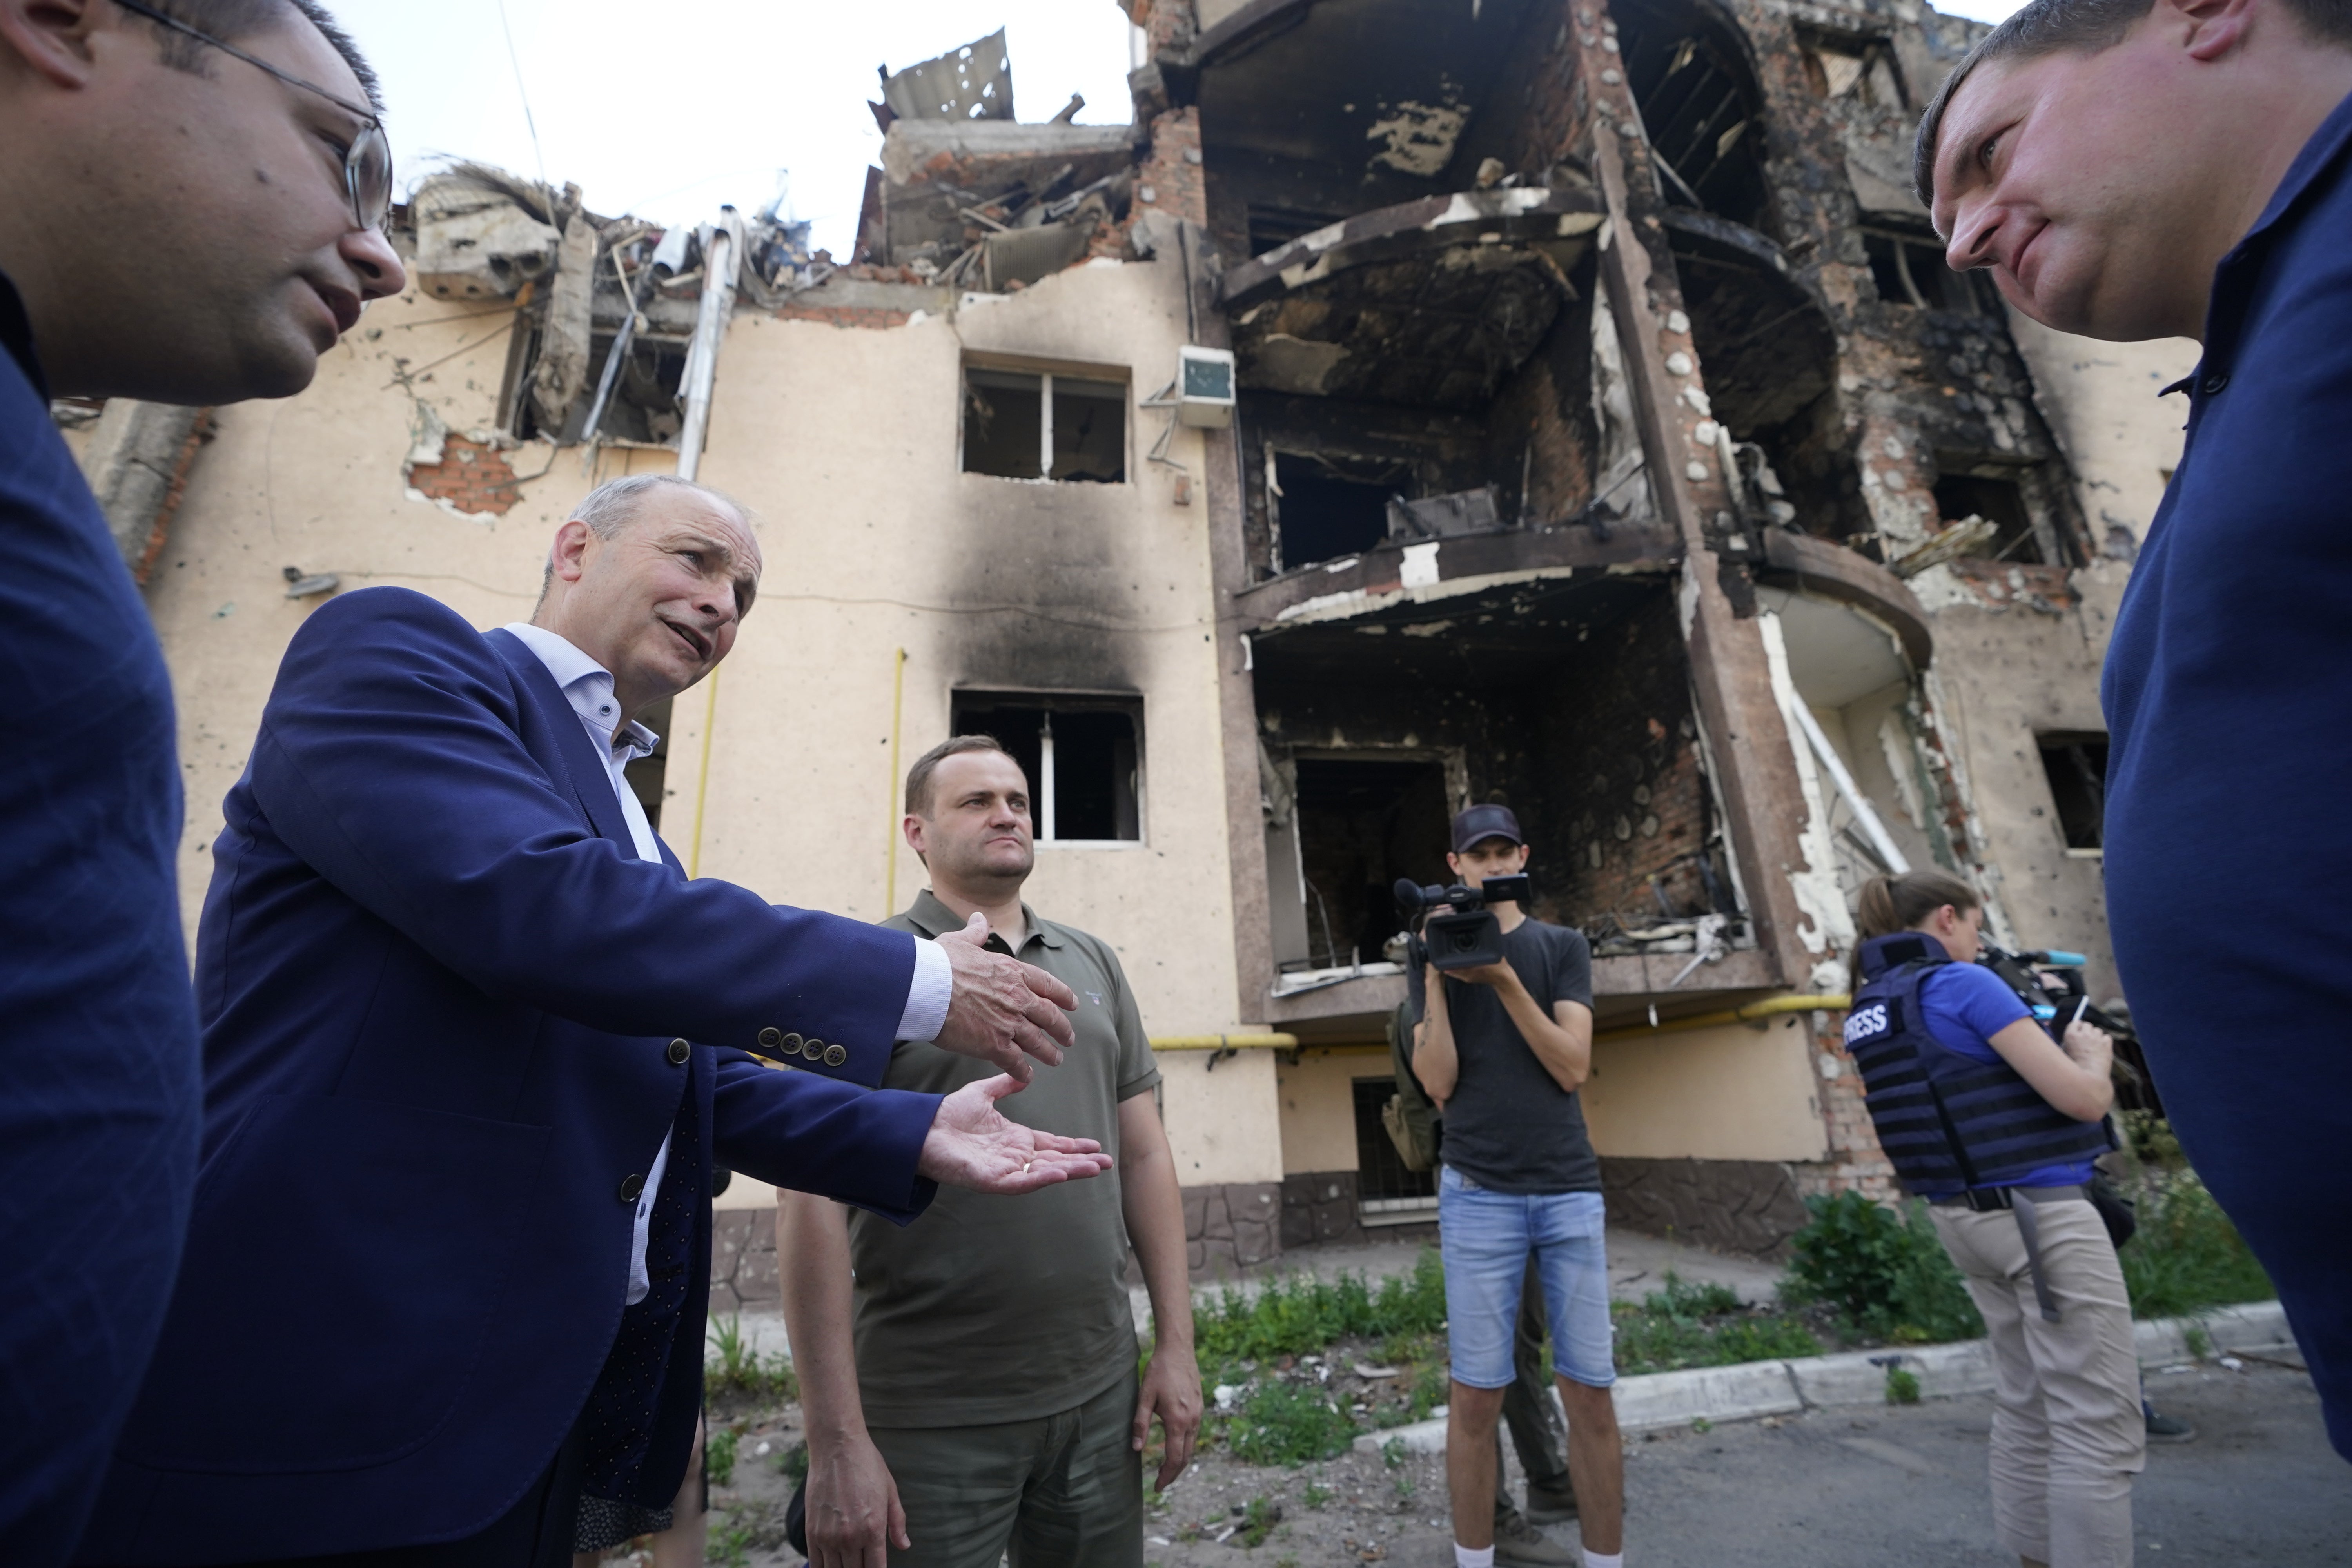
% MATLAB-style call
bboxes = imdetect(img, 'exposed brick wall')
[1182,1180,1281,1279]
[773,303,914,331]
[130,409,212,588]
[405,434,522,517]
[1791,1011,1899,1207]
[709,1204,781,1317]
[1129,107,1206,235]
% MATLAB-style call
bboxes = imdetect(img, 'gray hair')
[538,474,753,597]
[1913,0,2352,211]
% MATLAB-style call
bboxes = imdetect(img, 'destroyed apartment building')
[66,4,2194,1288]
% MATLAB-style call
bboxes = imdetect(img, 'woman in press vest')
[1846,870,2143,1568]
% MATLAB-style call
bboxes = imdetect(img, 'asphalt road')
[1617,1359,2349,1567]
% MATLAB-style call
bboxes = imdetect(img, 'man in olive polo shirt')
[778,735,1202,1568]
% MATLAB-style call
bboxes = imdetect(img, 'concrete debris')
[410,164,568,301]
[76,399,211,582]
[528,211,597,438]
[879,29,1013,125]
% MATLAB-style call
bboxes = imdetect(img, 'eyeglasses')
[112,0,393,234]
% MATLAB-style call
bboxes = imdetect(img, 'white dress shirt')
[500,624,950,1304]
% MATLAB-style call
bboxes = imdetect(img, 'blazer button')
[757,1027,783,1050]
[823,1044,848,1067]
[666,1038,691,1065]
[619,1173,644,1203]
[784,1032,806,1056]
[803,1037,825,1060]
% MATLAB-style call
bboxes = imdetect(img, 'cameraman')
[1848,871,2139,1568]
[1410,806,1621,1568]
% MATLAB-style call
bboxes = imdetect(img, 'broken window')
[1799,31,1906,108]
[1270,452,1401,571]
[948,693,1142,843]
[960,366,1127,483]
[1933,470,2041,564]
[622,696,674,833]
[1863,228,2002,315]
[1620,3,1773,229]
[567,330,690,445]
[1353,1076,1438,1209]
[1287,757,1452,971]
[2036,733,2108,851]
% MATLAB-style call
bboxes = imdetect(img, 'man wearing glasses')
[0,1,399,1561]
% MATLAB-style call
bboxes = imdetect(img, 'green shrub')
[2120,1172,2273,1320]
[1782,1192,1983,1344]
[1227,1383,1359,1466]
[1884,1364,1921,1405]
[704,1426,739,1487]
[704,1315,798,1400]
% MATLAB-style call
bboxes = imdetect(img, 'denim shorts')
[1438,1165,1615,1390]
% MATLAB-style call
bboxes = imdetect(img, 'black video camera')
[1977,940,2161,1115]
[1394,874,1532,972]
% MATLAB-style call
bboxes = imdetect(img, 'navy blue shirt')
[2102,90,2352,1460]
[0,272,201,1561]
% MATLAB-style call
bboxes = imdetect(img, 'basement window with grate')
[949,691,1143,844]
[961,365,1128,482]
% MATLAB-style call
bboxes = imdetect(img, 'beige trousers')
[1931,1197,2146,1568]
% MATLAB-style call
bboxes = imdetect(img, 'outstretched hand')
[916,1073,1114,1193]
[932,912,1078,1083]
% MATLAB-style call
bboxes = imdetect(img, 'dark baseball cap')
[1451,803,1524,852]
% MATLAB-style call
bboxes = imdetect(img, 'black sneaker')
[1523,1486,1578,1525]
[2145,1410,2198,1443]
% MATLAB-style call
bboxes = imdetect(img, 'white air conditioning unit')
[1176,345,1236,427]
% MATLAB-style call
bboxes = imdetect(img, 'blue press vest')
[1844,934,2113,1198]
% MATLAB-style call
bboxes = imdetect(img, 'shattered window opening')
[1798,31,1907,109]
[960,366,1127,483]
[1620,4,1773,230]
[1270,452,1399,572]
[1288,756,1451,972]
[1863,228,2002,316]
[948,692,1143,844]
[2036,734,2109,851]
[1933,469,2042,565]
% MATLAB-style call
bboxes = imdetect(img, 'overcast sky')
[335,0,2022,261]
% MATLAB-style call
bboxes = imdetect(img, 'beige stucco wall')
[1581,1016,1831,1161]
[1905,320,2198,1002]
[1275,1049,1379,1174]
[146,253,1287,1188]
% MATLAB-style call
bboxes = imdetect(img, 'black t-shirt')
[1406,918,1599,1195]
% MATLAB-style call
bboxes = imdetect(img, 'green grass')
[1188,1250,1449,1369]
[1885,1364,1921,1405]
[704,1425,739,1487]
[1611,1273,1825,1374]
[704,1314,799,1401]
[1226,1382,1359,1466]
[1239,1495,1280,1548]
[1301,1482,1334,1510]
[2119,1171,2274,1320]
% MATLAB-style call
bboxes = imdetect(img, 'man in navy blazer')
[80,474,1107,1566]
[0,2,406,1560]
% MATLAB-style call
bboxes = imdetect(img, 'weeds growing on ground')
[704,1426,739,1486]
[1226,1382,1359,1466]
[705,1315,799,1400]
[2118,1171,2272,1319]
[1302,1482,1334,1510]
[1884,1363,1921,1405]
[1186,1250,1448,1369]
[776,1440,809,1484]
[1610,1273,1825,1374]
[1239,1496,1280,1548]
[1782,1192,1984,1344]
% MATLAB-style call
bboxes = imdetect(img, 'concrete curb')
[1350,1300,2290,1453]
